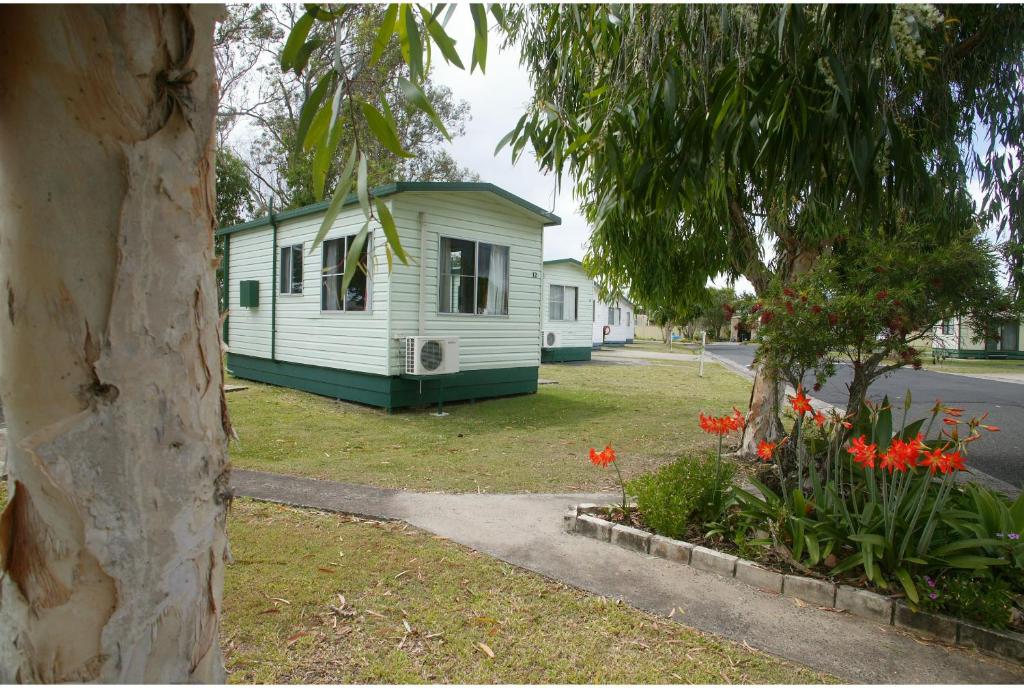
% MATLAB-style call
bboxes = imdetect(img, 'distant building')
[593,291,635,347]
[931,317,1022,359]
[541,259,594,362]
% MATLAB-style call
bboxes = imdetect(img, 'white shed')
[218,182,560,411]
[592,290,636,347]
[541,259,594,362]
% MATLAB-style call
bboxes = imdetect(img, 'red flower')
[875,289,888,301]
[760,311,774,325]
[699,410,744,436]
[920,447,945,474]
[811,304,822,314]
[847,435,877,469]
[880,435,922,473]
[757,440,777,461]
[789,385,813,416]
[589,445,616,468]
[981,424,1000,432]
[814,411,826,427]
[942,417,959,426]
[827,313,839,326]
[945,451,966,472]
[751,303,762,314]
[944,407,964,417]
[785,301,795,315]
[813,382,822,392]
[783,287,796,297]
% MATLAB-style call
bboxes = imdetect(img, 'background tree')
[754,208,1013,416]
[499,4,1024,455]
[215,4,477,214]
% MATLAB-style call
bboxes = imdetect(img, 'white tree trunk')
[0,6,230,682]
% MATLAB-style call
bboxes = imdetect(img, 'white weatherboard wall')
[386,192,545,374]
[593,292,635,345]
[227,202,393,376]
[542,261,594,348]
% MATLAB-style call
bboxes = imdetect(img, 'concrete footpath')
[233,469,1024,683]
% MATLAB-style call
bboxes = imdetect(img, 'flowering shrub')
[733,392,1020,610]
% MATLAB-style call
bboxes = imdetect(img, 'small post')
[699,331,706,377]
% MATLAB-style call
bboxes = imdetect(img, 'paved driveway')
[707,343,1024,488]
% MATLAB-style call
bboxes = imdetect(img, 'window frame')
[278,243,304,295]
[437,235,510,317]
[940,319,954,336]
[548,284,578,321]
[319,233,372,314]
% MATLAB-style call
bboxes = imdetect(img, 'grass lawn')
[226,359,751,493]
[223,498,831,684]
[926,357,1024,375]
[623,339,701,354]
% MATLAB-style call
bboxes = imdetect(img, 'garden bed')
[565,503,1024,665]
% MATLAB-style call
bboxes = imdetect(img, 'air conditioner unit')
[405,336,460,375]
[543,330,562,348]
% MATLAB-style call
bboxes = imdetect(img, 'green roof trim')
[216,181,561,237]
[543,258,584,267]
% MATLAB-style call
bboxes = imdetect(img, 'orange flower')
[981,424,1000,432]
[942,417,959,426]
[944,407,964,417]
[757,440,776,461]
[789,385,813,416]
[920,446,946,475]
[945,451,966,472]
[847,435,877,469]
[813,411,826,427]
[881,434,923,473]
[589,445,616,468]
[699,410,744,436]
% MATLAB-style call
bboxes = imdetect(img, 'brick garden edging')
[565,504,1024,665]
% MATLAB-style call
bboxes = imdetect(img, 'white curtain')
[486,245,509,315]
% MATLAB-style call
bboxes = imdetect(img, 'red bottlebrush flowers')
[785,301,795,315]
[810,304,822,314]
[789,385,813,416]
[875,289,888,301]
[589,445,616,468]
[847,435,878,469]
[760,310,774,325]
[827,312,839,326]
[699,408,745,436]
[783,287,796,298]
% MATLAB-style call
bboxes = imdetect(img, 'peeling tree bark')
[738,246,820,458]
[0,6,229,682]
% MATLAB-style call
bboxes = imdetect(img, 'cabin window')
[439,237,509,315]
[940,319,954,335]
[321,235,369,312]
[626,311,631,327]
[279,244,303,294]
[548,285,578,321]
[608,306,621,326]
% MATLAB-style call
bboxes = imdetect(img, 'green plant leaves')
[398,77,450,139]
[375,198,408,266]
[310,145,358,253]
[894,567,918,603]
[359,100,414,158]
[370,3,400,65]
[470,3,488,73]
[281,11,314,71]
[340,221,371,295]
[297,76,335,153]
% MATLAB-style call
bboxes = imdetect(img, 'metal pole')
[699,331,706,377]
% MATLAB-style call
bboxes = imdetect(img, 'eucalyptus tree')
[498,4,1024,454]
[0,4,490,680]
[216,3,476,212]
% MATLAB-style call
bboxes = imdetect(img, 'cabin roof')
[216,181,561,237]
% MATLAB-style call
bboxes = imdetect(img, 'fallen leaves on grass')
[476,642,496,658]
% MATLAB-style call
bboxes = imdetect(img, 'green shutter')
[239,280,260,307]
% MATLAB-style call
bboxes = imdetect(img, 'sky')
[429,13,591,263]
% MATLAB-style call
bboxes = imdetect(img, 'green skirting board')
[541,347,593,363]
[226,353,538,411]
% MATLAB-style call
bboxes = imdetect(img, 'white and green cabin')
[931,316,1023,359]
[218,182,560,411]
[541,259,594,362]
